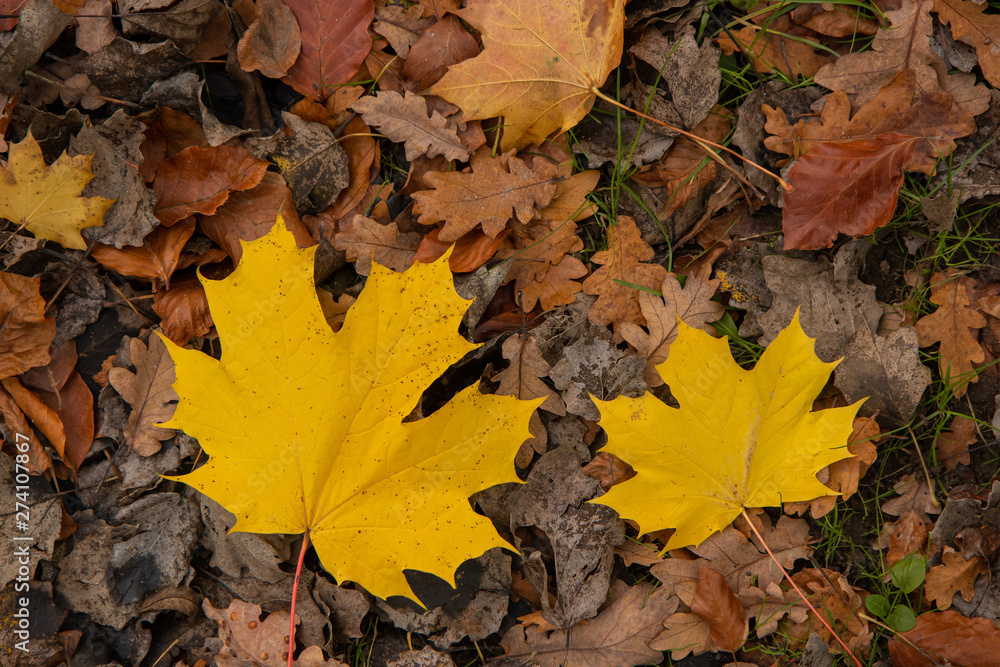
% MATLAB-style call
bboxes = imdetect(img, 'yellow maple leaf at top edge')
[429,0,626,152]
[0,131,113,250]
[592,312,863,551]
[159,217,541,602]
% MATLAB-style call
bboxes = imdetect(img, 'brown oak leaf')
[717,25,831,79]
[619,264,724,386]
[372,2,433,60]
[882,473,941,525]
[494,333,565,416]
[517,254,589,312]
[412,147,559,242]
[936,414,977,469]
[108,335,178,456]
[353,90,471,162]
[582,216,669,338]
[924,546,988,609]
[914,270,986,397]
[500,581,677,667]
[933,0,1000,88]
[333,214,422,275]
[764,69,975,175]
[813,0,989,116]
[875,510,929,566]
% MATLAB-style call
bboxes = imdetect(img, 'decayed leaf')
[890,610,1000,666]
[91,218,196,289]
[882,474,941,525]
[500,581,677,667]
[932,0,1000,88]
[237,0,302,79]
[620,265,724,386]
[281,0,373,101]
[108,335,178,456]
[582,216,669,337]
[152,145,269,225]
[372,2,433,60]
[0,131,113,250]
[204,598,347,667]
[814,0,989,116]
[716,25,831,79]
[781,133,919,250]
[353,91,471,162]
[924,546,988,609]
[914,270,986,397]
[936,415,977,469]
[0,271,55,379]
[785,568,872,655]
[430,0,626,151]
[412,148,559,241]
[333,214,421,275]
[592,313,860,550]
[161,218,538,601]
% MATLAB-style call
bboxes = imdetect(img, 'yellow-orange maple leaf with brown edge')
[159,217,540,602]
[591,313,862,550]
[0,131,113,250]
[429,0,626,151]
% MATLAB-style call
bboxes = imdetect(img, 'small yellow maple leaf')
[0,131,114,250]
[592,313,862,550]
[429,0,626,151]
[160,217,539,602]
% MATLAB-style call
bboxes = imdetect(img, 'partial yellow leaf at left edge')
[591,311,864,551]
[0,131,113,250]
[157,216,542,603]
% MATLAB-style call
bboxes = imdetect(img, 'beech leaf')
[160,217,539,602]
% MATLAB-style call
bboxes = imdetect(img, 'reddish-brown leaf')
[690,565,746,653]
[890,610,1000,666]
[403,14,479,91]
[281,0,374,101]
[152,146,269,225]
[518,255,588,312]
[0,271,55,380]
[717,25,832,79]
[782,133,919,250]
[198,172,314,264]
[413,227,508,273]
[0,385,51,474]
[36,372,94,471]
[2,377,66,465]
[237,0,302,79]
[21,340,77,394]
[140,107,209,183]
[876,510,929,566]
[153,278,214,346]
[933,0,1000,88]
[92,218,197,288]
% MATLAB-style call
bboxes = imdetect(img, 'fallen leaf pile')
[4,0,1000,663]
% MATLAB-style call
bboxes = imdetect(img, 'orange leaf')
[891,610,1000,666]
[936,415,977,469]
[781,133,919,250]
[92,218,196,289]
[716,25,832,79]
[153,278,214,346]
[924,546,988,609]
[0,271,55,379]
[281,0,373,101]
[932,0,1000,88]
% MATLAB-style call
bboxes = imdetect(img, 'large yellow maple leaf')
[160,218,539,601]
[0,132,113,250]
[592,314,862,550]
[429,0,626,151]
